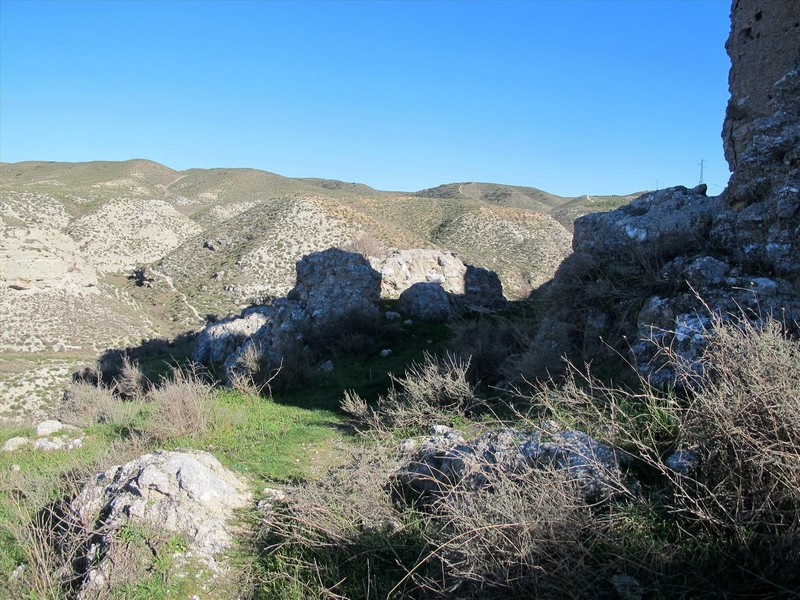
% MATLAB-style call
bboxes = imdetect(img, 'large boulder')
[222,298,310,382]
[288,248,381,322]
[370,249,468,298]
[65,450,252,595]
[397,282,459,323]
[572,184,722,270]
[192,305,273,364]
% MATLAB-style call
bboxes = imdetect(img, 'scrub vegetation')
[1,306,798,598]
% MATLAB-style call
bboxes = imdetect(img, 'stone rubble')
[392,425,633,504]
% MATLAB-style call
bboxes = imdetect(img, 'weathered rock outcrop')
[289,248,381,321]
[0,226,98,293]
[193,306,273,364]
[370,249,506,309]
[392,425,632,504]
[517,0,800,385]
[194,248,383,381]
[722,0,800,169]
[370,249,467,298]
[65,450,252,595]
[195,247,506,376]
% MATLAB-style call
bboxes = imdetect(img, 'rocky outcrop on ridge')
[194,248,384,381]
[518,0,800,385]
[370,249,469,298]
[289,248,382,321]
[194,247,506,377]
[370,249,506,310]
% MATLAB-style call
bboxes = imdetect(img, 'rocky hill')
[0,161,642,421]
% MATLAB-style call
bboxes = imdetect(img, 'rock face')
[193,306,273,364]
[0,227,98,293]
[66,450,252,594]
[289,248,381,321]
[370,249,506,309]
[516,0,800,385]
[195,246,506,376]
[392,425,632,504]
[722,0,800,170]
[370,250,468,298]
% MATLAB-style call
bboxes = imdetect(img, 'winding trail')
[163,174,188,196]
[148,267,204,323]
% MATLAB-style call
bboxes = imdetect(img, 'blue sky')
[1,0,731,196]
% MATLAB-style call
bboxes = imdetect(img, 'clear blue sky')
[1,0,731,196]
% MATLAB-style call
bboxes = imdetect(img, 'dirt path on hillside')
[148,267,204,323]
[163,174,188,195]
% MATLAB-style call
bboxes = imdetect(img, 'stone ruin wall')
[722,0,800,170]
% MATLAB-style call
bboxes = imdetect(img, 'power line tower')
[698,159,706,185]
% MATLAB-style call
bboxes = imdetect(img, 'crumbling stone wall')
[722,0,800,169]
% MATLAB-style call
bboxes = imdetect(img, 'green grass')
[182,389,344,484]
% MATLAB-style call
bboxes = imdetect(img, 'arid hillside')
[0,159,641,420]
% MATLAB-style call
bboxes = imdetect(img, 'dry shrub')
[59,381,142,428]
[674,316,800,537]
[261,334,313,394]
[143,365,217,442]
[257,447,417,598]
[115,354,148,400]
[342,353,482,433]
[229,341,274,395]
[414,468,611,599]
[450,318,532,387]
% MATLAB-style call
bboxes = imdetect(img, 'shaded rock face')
[519,0,800,385]
[66,450,252,595]
[722,0,800,170]
[464,264,506,309]
[289,248,381,322]
[392,426,632,504]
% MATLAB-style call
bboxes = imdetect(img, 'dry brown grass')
[342,353,481,434]
[143,364,217,442]
[59,380,142,429]
[673,316,800,537]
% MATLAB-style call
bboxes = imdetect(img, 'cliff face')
[519,0,800,385]
[722,0,800,170]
